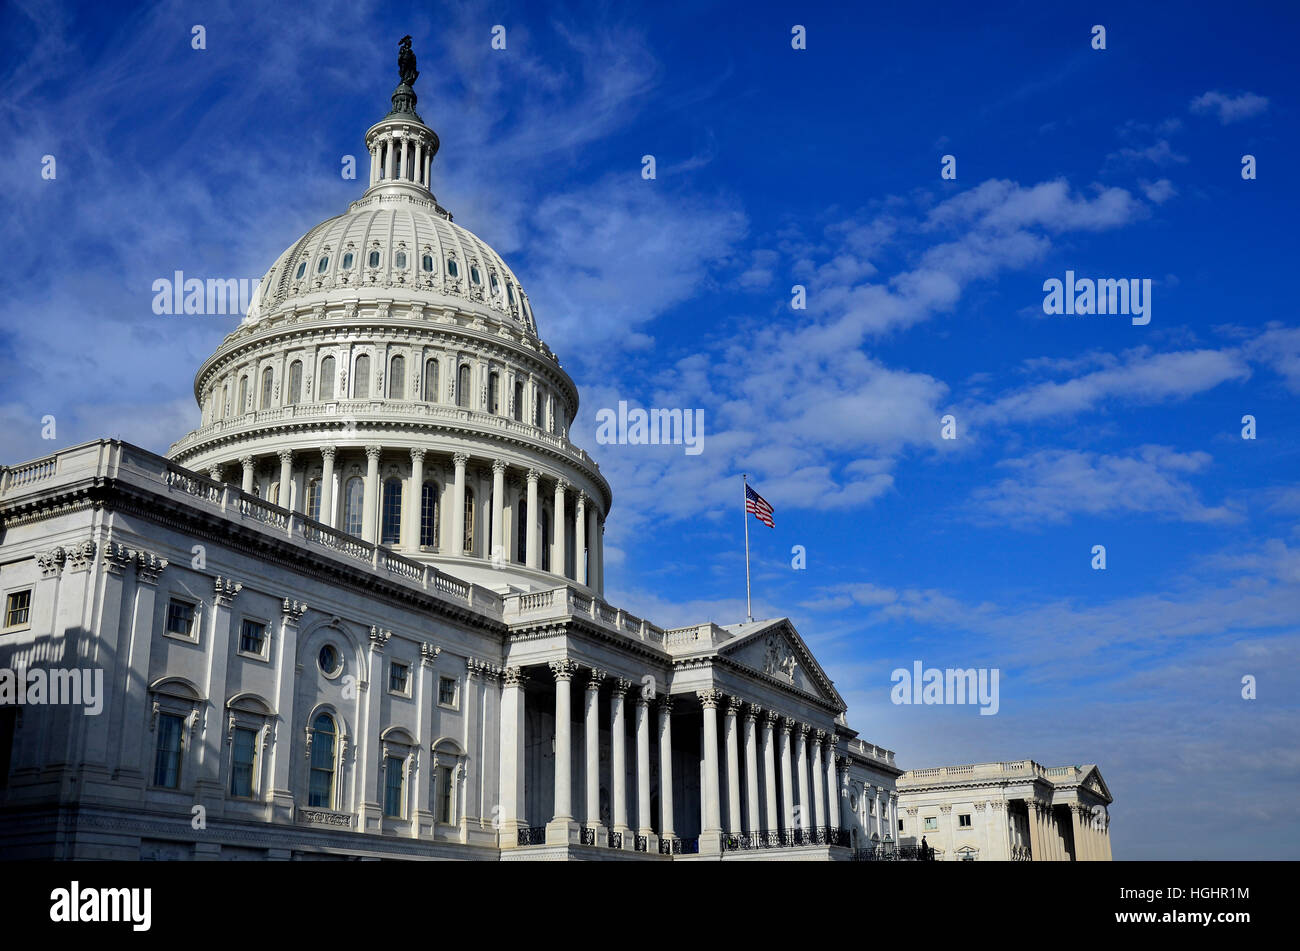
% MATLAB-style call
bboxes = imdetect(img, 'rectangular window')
[438,677,457,707]
[230,726,257,798]
[3,589,31,629]
[958,813,972,828]
[165,599,196,638]
[436,765,453,823]
[154,713,184,788]
[238,619,266,656]
[389,662,410,694]
[384,755,405,818]
[923,816,938,831]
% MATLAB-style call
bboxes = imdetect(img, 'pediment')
[718,619,845,710]
[1077,765,1113,803]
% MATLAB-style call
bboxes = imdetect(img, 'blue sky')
[2,0,1298,859]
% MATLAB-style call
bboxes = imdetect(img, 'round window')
[318,644,342,676]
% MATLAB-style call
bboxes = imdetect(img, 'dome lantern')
[363,36,442,204]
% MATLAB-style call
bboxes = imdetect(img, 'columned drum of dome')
[167,45,611,595]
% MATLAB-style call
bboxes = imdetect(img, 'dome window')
[395,251,407,269]
[342,252,354,269]
[368,250,381,268]
[317,256,329,274]
[470,266,481,285]
[422,254,434,272]
[295,261,306,280]
[507,284,516,305]
[446,258,459,278]
[489,272,499,294]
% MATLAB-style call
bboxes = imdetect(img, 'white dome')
[247,192,538,339]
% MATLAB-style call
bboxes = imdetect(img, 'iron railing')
[517,826,547,846]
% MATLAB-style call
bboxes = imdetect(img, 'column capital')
[827,733,839,750]
[526,467,540,484]
[368,625,392,650]
[364,445,383,461]
[611,676,633,698]
[240,454,255,469]
[814,728,827,742]
[549,659,580,681]
[658,695,674,713]
[452,451,469,468]
[421,643,443,666]
[697,689,724,708]
[409,447,427,463]
[585,667,607,690]
[576,492,589,510]
[207,465,224,481]
[213,576,243,607]
[277,448,295,464]
[726,696,744,716]
[281,598,307,624]
[764,708,781,726]
[939,804,953,814]
[744,702,762,722]
[502,666,526,687]
[555,477,569,493]
[320,445,337,462]
[492,458,506,474]
[797,722,811,738]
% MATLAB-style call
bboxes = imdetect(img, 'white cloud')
[1190,90,1269,124]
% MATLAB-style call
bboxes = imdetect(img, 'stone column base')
[699,830,723,854]
[546,817,580,845]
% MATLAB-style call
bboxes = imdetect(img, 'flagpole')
[743,473,752,621]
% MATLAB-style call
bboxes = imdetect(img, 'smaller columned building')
[896,760,1114,861]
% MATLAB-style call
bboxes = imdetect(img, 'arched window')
[269,482,280,506]
[237,376,248,414]
[384,753,406,818]
[342,251,354,270]
[317,256,329,274]
[308,713,337,808]
[389,355,405,399]
[507,284,516,306]
[354,355,370,398]
[368,250,380,268]
[219,383,228,418]
[423,358,439,402]
[422,254,434,272]
[287,360,303,405]
[516,499,527,563]
[541,508,551,572]
[295,261,306,280]
[306,479,321,521]
[488,372,500,414]
[533,389,543,427]
[457,364,471,408]
[513,381,524,422]
[344,477,364,536]
[395,251,407,269]
[319,356,335,401]
[381,478,402,546]
[489,272,499,295]
[463,487,475,554]
[446,257,459,278]
[470,266,481,285]
[260,367,274,409]
[420,482,439,548]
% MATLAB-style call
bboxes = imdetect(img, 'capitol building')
[0,44,1111,861]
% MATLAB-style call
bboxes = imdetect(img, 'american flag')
[745,484,775,528]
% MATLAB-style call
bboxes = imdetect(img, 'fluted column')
[587,506,599,590]
[811,730,826,832]
[547,660,579,844]
[553,479,567,576]
[744,704,761,837]
[525,469,540,569]
[874,787,883,839]
[1026,800,1043,861]
[724,697,742,835]
[385,135,395,179]
[414,141,422,183]
[1102,808,1113,860]
[658,697,675,840]
[277,449,294,511]
[836,761,850,834]
[698,690,723,852]
[491,460,505,563]
[404,449,425,550]
[610,678,631,845]
[451,452,468,555]
[762,711,779,838]
[369,145,377,185]
[240,455,255,494]
[825,738,841,829]
[499,667,525,842]
[361,446,381,542]
[795,726,813,835]
[319,446,335,526]
[575,493,588,585]
[584,669,605,832]
[636,693,655,848]
[779,718,795,833]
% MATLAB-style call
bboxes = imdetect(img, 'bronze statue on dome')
[398,35,419,87]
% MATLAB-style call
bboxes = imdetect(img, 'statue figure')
[398,35,419,87]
